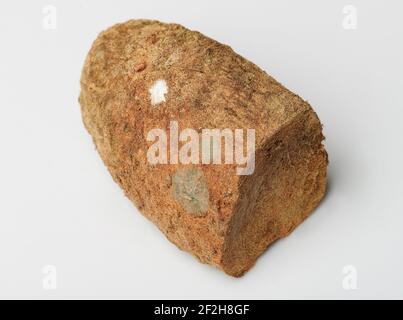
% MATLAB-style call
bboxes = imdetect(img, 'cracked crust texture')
[79,19,328,277]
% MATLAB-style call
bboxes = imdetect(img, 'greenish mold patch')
[172,168,209,216]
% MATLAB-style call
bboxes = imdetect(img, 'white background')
[0,0,402,299]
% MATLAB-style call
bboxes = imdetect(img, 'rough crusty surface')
[79,19,328,277]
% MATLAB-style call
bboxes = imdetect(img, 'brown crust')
[79,19,328,276]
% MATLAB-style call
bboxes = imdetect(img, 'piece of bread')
[79,19,328,277]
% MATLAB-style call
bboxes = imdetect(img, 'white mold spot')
[149,79,168,106]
